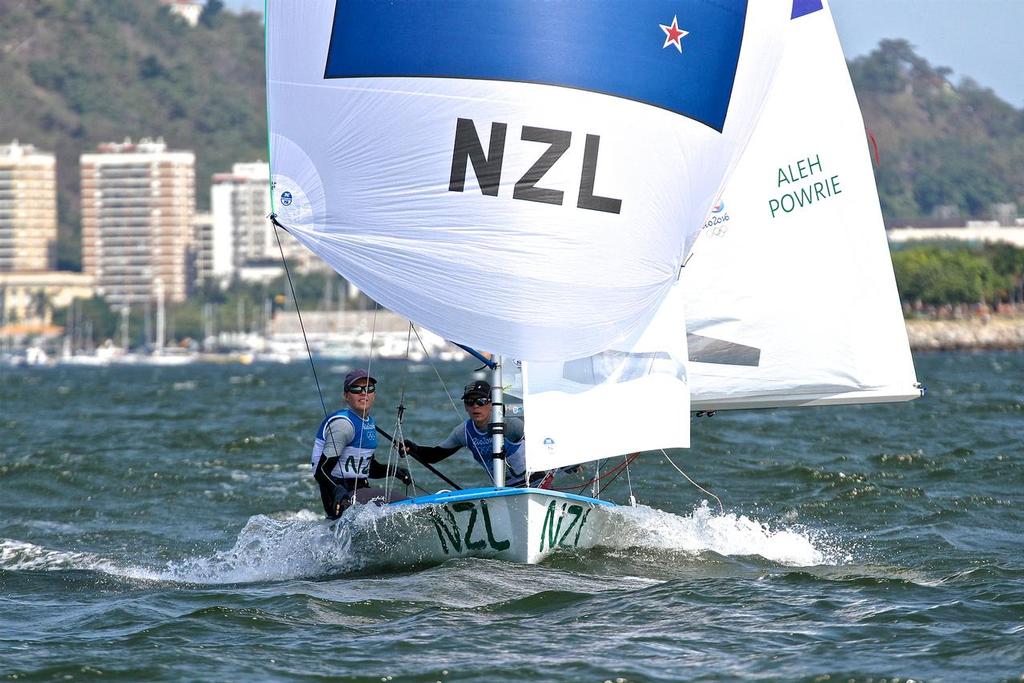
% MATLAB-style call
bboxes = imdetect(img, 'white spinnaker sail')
[266,1,790,362]
[681,0,920,410]
[522,284,690,472]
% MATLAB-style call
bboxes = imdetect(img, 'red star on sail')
[659,15,689,54]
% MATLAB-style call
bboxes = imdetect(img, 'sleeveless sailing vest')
[464,420,527,485]
[315,409,377,480]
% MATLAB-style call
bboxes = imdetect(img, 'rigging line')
[551,454,637,492]
[660,448,724,515]
[271,216,346,511]
[375,424,463,490]
[597,453,641,498]
[271,216,329,419]
[360,303,381,499]
[386,323,417,499]
[411,324,464,423]
[624,452,637,506]
[362,302,380,404]
[393,417,416,494]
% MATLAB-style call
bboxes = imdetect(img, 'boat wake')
[599,501,844,567]
[0,505,427,585]
[0,501,842,585]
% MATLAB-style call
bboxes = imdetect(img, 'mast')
[155,278,165,352]
[490,356,506,488]
[120,305,130,352]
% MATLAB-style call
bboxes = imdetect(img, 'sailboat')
[265,0,920,564]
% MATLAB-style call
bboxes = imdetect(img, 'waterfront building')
[190,211,214,289]
[160,0,203,27]
[0,141,57,273]
[887,223,1024,249]
[0,270,94,333]
[210,162,319,286]
[81,138,195,305]
[211,162,270,283]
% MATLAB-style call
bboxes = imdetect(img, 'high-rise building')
[190,211,214,289]
[210,162,321,286]
[0,141,58,272]
[81,138,195,305]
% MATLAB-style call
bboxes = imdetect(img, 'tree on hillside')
[892,246,1005,305]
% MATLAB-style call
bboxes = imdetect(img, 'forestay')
[681,0,921,410]
[266,1,791,361]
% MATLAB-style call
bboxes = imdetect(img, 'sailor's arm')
[367,457,411,484]
[311,418,354,487]
[402,425,463,464]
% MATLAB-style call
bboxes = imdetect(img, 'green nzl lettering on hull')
[430,500,512,555]
[539,501,587,552]
[430,505,462,554]
[453,501,486,550]
[480,499,511,551]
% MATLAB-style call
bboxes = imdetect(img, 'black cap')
[462,380,491,400]
[344,369,377,391]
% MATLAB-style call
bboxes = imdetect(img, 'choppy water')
[1,352,1022,681]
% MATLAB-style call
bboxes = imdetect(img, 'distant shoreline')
[905,315,1024,351]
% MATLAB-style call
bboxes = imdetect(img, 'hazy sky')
[233,0,1024,107]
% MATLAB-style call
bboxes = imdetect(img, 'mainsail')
[681,0,921,410]
[266,1,791,361]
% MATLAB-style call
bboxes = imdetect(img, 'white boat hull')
[341,487,613,565]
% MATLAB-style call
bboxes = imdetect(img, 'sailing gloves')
[395,467,412,486]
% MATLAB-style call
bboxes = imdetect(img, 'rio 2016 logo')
[703,200,730,235]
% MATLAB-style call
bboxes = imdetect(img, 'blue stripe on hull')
[388,486,616,508]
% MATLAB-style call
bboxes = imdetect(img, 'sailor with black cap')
[310,369,411,519]
[402,379,538,487]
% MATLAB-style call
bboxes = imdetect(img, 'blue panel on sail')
[324,0,748,132]
[791,0,824,19]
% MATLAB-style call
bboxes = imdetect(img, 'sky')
[231,0,1024,107]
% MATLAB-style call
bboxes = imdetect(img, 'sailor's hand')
[395,467,412,486]
[329,486,348,519]
[401,440,418,457]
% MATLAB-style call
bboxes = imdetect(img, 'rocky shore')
[906,315,1024,350]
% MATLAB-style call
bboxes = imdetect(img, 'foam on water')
[157,510,354,583]
[0,538,162,580]
[0,506,417,585]
[600,501,841,566]
[1,501,842,585]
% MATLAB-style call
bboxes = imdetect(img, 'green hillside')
[1,4,1022,272]
[0,0,265,270]
[849,40,1024,223]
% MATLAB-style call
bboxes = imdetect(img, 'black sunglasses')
[463,397,490,407]
[346,384,376,395]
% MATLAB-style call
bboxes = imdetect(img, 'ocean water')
[1,351,1022,681]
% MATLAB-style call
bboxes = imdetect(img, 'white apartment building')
[210,162,318,286]
[0,141,57,272]
[191,211,214,288]
[81,138,195,305]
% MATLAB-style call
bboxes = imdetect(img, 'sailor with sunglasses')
[402,380,541,487]
[310,369,412,519]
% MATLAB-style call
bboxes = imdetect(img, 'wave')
[599,501,843,566]
[0,538,162,580]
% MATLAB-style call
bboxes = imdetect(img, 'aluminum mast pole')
[490,356,506,488]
